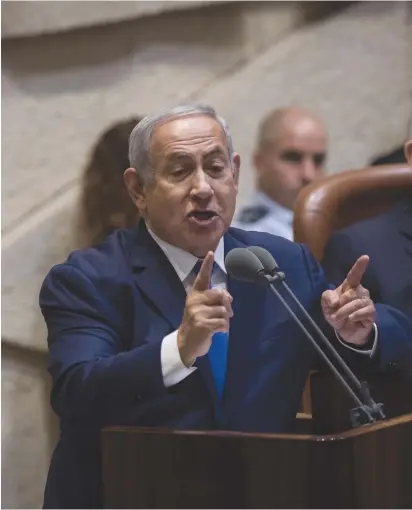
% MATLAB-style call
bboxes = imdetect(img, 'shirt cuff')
[335,323,379,358]
[161,330,197,388]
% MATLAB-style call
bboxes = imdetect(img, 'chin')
[187,234,222,257]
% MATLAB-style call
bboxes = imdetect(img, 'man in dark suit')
[322,139,412,319]
[370,146,407,166]
[40,105,412,508]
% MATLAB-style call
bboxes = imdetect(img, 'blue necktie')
[192,260,229,401]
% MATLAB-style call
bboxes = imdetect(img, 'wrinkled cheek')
[226,192,238,215]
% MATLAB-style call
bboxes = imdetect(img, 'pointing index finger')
[192,252,214,292]
[345,255,369,289]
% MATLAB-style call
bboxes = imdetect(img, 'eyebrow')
[164,153,191,163]
[281,149,326,158]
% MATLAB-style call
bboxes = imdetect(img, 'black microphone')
[246,246,279,274]
[223,248,268,284]
[225,246,385,427]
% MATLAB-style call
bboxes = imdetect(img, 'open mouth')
[188,210,218,224]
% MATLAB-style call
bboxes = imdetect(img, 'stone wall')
[1,0,227,38]
[2,1,411,507]
[1,343,59,509]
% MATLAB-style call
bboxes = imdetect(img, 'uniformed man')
[233,107,327,240]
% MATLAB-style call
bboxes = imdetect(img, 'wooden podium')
[101,372,412,509]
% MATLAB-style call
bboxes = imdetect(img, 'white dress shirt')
[146,225,378,389]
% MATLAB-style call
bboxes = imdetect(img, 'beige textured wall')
[2,1,411,508]
[1,0,228,38]
[1,344,59,509]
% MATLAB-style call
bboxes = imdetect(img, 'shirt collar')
[255,191,294,224]
[146,223,226,282]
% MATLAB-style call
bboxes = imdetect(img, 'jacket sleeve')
[39,263,168,425]
[301,244,412,374]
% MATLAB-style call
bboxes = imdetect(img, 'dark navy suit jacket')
[40,221,412,508]
[322,200,412,320]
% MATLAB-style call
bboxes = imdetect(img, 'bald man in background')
[233,107,327,240]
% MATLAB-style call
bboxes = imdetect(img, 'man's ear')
[404,139,412,166]
[124,168,146,212]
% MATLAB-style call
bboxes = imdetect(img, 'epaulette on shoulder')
[237,205,269,224]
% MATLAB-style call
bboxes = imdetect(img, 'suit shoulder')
[329,210,393,245]
[323,209,399,270]
[49,228,135,283]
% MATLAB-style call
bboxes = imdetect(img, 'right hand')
[177,252,233,367]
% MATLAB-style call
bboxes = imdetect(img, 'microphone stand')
[265,271,385,427]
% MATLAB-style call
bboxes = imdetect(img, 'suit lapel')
[131,221,187,331]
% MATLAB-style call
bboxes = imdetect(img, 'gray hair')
[128,104,234,182]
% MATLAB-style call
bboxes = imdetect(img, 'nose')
[190,169,213,200]
[301,158,317,184]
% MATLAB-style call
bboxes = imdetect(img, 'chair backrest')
[293,164,412,261]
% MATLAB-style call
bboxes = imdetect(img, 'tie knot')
[192,259,218,278]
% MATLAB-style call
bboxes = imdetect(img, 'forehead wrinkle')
[164,143,227,161]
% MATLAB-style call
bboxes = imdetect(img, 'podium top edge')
[102,413,412,442]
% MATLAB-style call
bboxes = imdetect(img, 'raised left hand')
[321,255,376,345]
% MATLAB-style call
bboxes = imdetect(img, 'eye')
[171,165,191,179]
[313,153,326,167]
[206,160,225,174]
[281,151,303,163]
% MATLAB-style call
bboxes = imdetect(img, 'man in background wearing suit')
[40,104,412,508]
[322,138,412,319]
[233,107,327,240]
